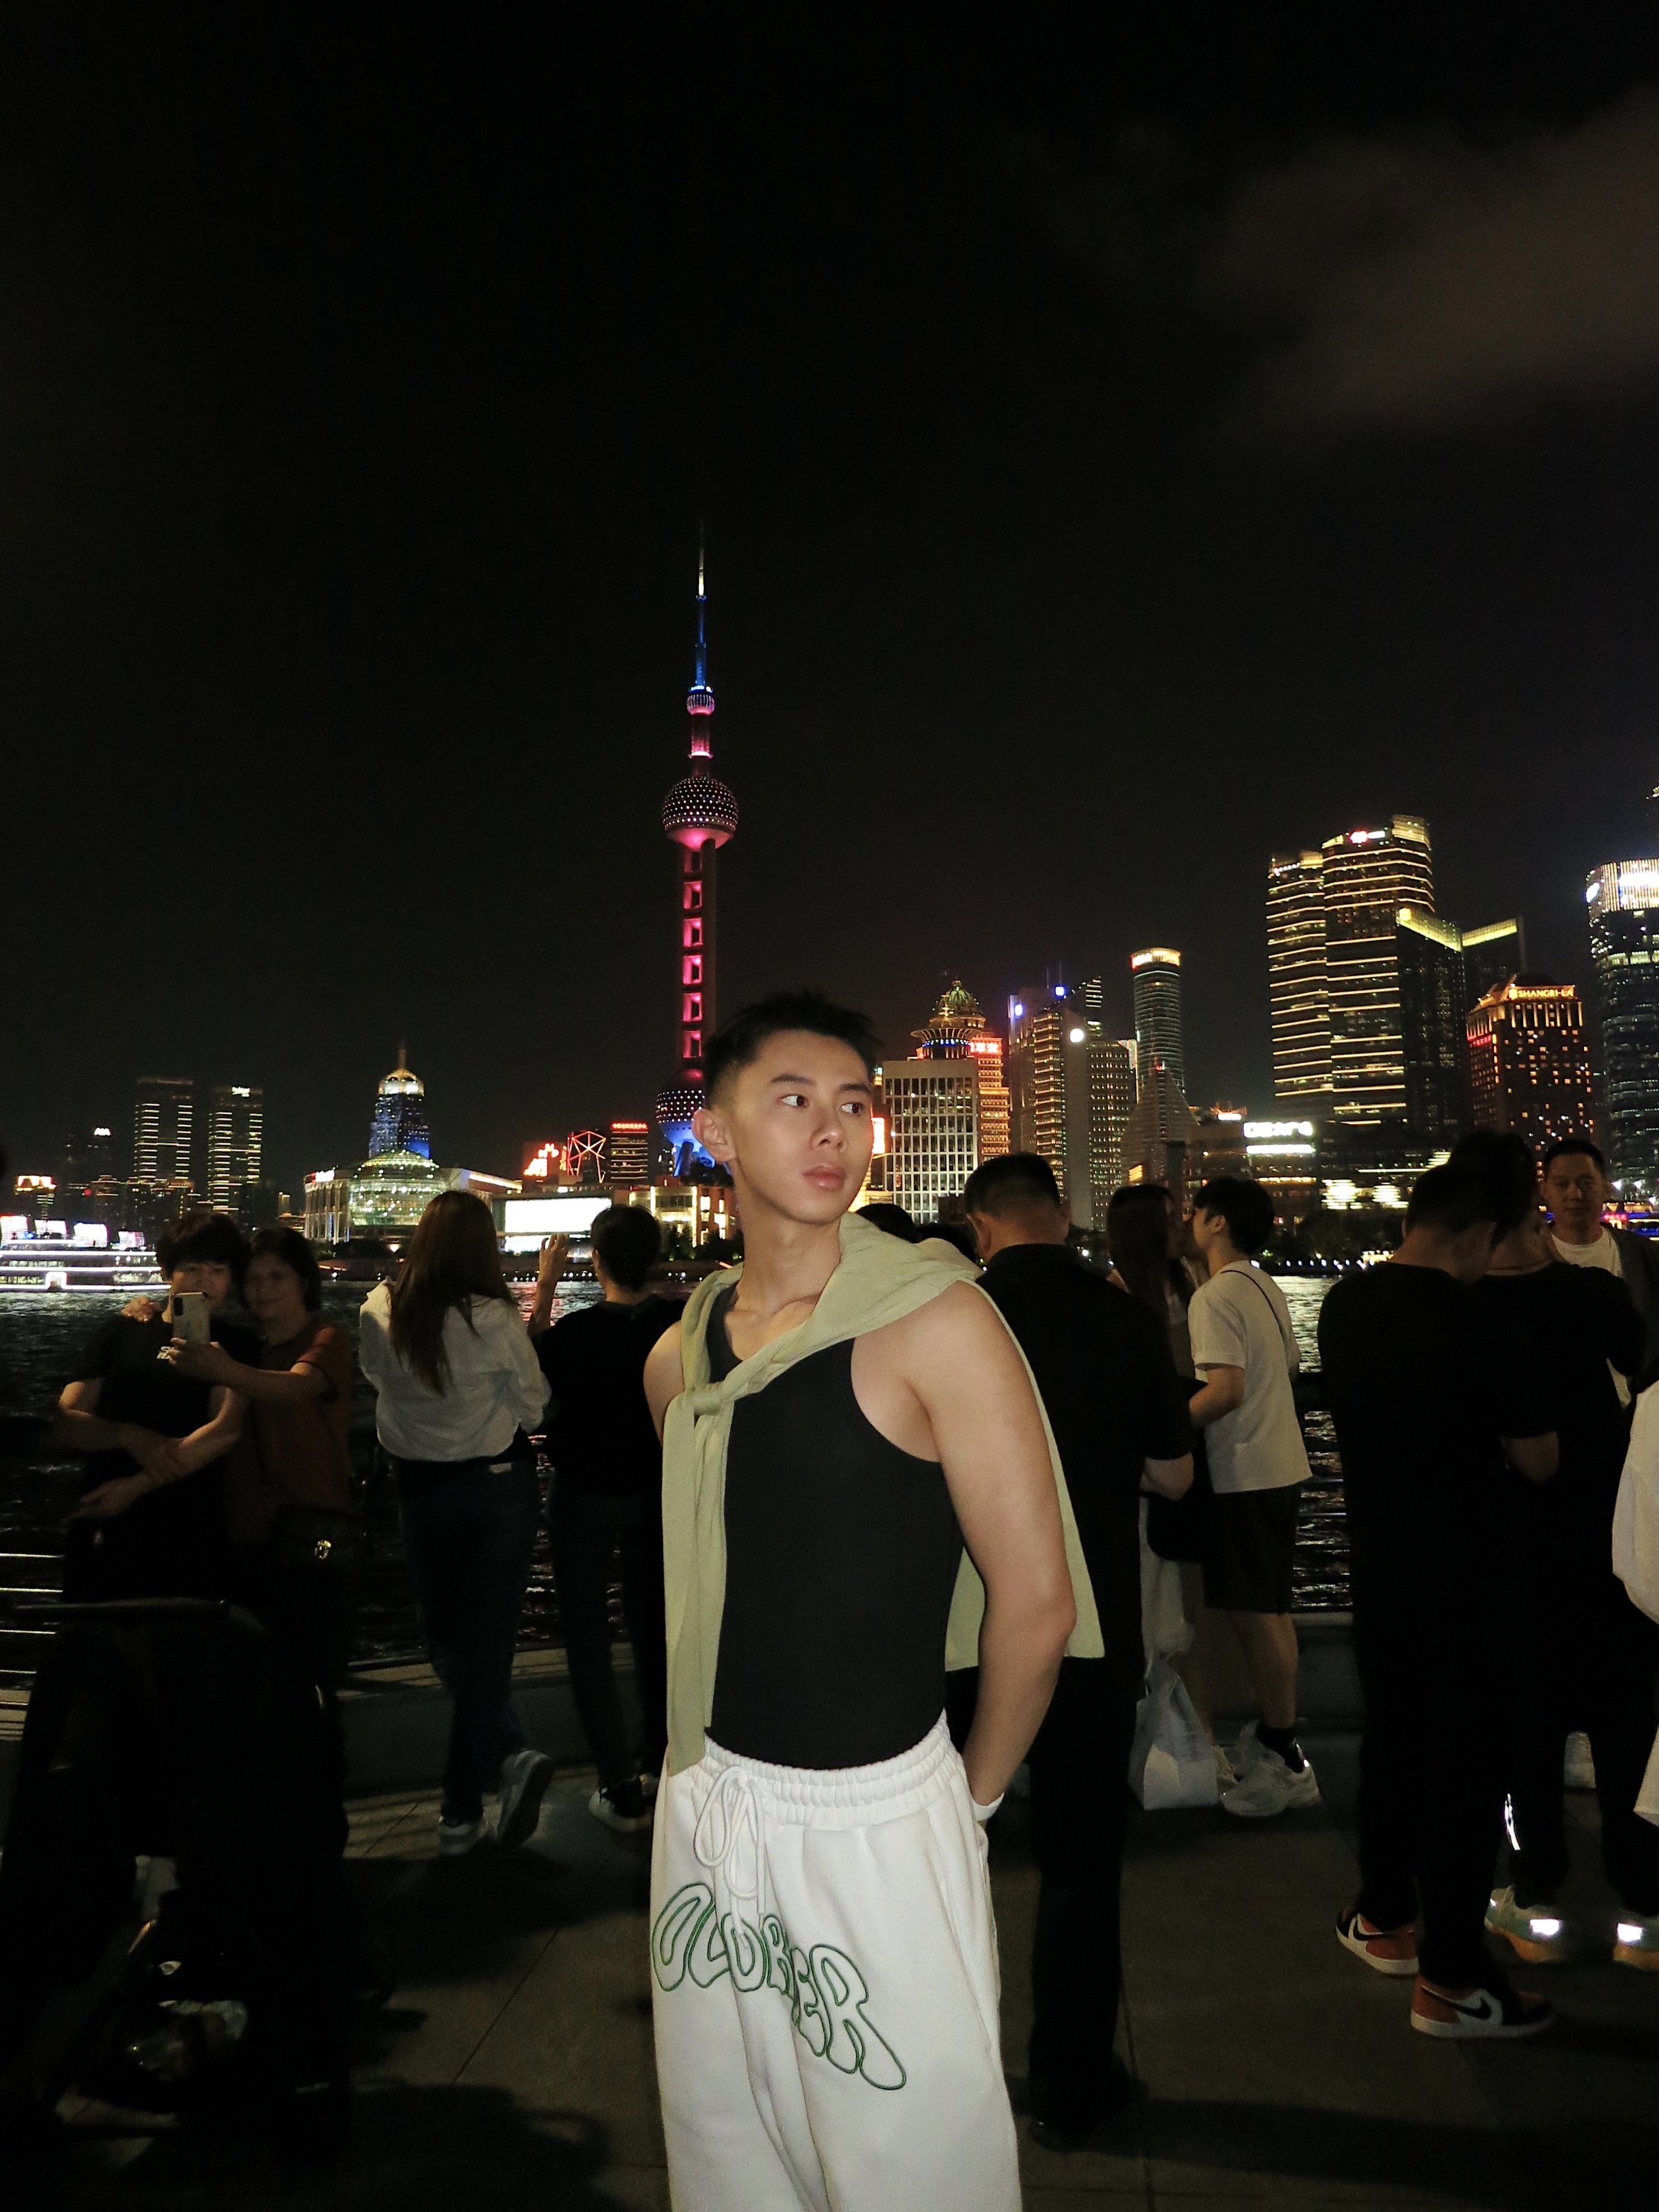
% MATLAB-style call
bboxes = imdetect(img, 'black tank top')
[705,1288,963,1768]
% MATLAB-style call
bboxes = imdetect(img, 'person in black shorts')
[531,1204,680,1834]
[1319,1160,1559,2039]
[1186,1176,1316,1818]
[52,1210,255,1601]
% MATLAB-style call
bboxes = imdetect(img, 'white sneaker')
[1613,1909,1659,1972]
[1563,1731,1596,1792]
[496,1748,554,1850]
[437,1816,488,1857]
[1220,1746,1321,1818]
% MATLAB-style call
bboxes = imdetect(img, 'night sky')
[8,6,1659,1193]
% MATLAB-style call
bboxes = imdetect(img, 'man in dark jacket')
[960,1154,1193,2150]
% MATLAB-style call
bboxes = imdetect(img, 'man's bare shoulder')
[866,1279,1007,1375]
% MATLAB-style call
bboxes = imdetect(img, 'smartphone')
[171,1292,212,1346]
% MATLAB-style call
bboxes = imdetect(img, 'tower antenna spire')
[686,532,715,734]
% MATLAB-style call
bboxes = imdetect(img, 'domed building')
[368,1047,432,1160]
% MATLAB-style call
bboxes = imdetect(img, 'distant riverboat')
[0,1240,166,1294]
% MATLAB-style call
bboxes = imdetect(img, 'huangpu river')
[0,1271,1346,1683]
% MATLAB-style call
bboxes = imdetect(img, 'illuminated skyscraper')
[608,1121,652,1189]
[1267,851,1330,1103]
[207,1083,264,1212]
[1322,817,1436,1131]
[1588,858,1659,1191]
[913,980,1010,1160]
[884,1061,979,1223]
[368,1049,432,1159]
[1130,950,1184,1098]
[1009,983,1137,1229]
[1396,909,1525,1147]
[133,1076,195,1188]
[1466,978,1596,1153]
[656,549,739,1172]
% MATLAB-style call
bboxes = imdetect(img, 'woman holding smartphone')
[166,1227,360,1708]
[358,1190,553,1856]
[52,1210,255,1601]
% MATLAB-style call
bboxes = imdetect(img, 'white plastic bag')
[1638,1730,1659,1832]
[1613,1383,1659,1625]
[1129,1654,1220,1811]
[1139,1501,1193,1671]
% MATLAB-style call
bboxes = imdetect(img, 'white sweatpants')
[649,1714,1020,2212]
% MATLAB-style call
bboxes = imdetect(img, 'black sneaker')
[588,1777,652,1834]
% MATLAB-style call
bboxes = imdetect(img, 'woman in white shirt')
[359,1191,552,1855]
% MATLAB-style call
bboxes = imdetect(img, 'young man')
[962,1153,1193,2151]
[53,1209,255,1603]
[532,1205,679,1835]
[1319,1162,1559,2039]
[1186,1174,1316,1816]
[1459,1136,1658,1971]
[643,992,1095,2212]
[1543,1134,1659,1385]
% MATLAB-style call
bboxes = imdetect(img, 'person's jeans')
[1352,1601,1505,1987]
[396,1459,540,1825]
[550,1476,668,1790]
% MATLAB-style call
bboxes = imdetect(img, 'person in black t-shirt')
[1462,1141,1658,1969]
[963,1155,1194,2148]
[1319,1162,1558,2041]
[52,1210,256,1603]
[530,1205,680,1832]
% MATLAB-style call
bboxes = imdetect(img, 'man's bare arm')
[1505,1431,1558,1485]
[900,1284,1074,1809]
[1188,1364,1244,1427]
[1141,1452,1193,1500]
[644,1320,684,1442]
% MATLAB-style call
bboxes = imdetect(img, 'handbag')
[271,1505,369,1577]
[1145,1402,1213,1564]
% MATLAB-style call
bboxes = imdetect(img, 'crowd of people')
[4,994,1658,2197]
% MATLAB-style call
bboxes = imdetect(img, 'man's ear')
[693,1103,735,1168]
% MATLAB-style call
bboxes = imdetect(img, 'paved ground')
[10,1727,1657,2209]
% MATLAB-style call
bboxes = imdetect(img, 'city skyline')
[7,17,1659,1191]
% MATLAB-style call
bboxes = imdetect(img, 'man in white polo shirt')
[1543,1136,1659,1392]
[1188,1176,1317,1818]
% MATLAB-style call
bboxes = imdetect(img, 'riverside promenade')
[18,1723,1657,2212]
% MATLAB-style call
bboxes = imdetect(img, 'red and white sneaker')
[1409,1974,1554,2040]
[1335,1908,1418,1977]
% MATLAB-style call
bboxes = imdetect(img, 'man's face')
[170,1260,234,1309]
[693,1031,875,1227]
[1189,1207,1225,1259]
[1543,1152,1610,1243]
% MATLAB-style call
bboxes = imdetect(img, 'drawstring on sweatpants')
[693,1765,764,1902]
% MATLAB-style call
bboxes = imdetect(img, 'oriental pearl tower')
[654,549,739,1174]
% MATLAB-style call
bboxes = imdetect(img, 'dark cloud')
[1017,91,1659,437]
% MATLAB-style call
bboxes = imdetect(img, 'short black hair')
[156,1208,250,1287]
[1541,1134,1607,1176]
[1403,1161,1505,1237]
[591,1202,662,1290]
[1191,1175,1275,1257]
[1447,1129,1537,1233]
[963,1152,1063,1217]
[858,1202,920,1243]
[704,991,881,1105]
[247,1225,324,1312]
